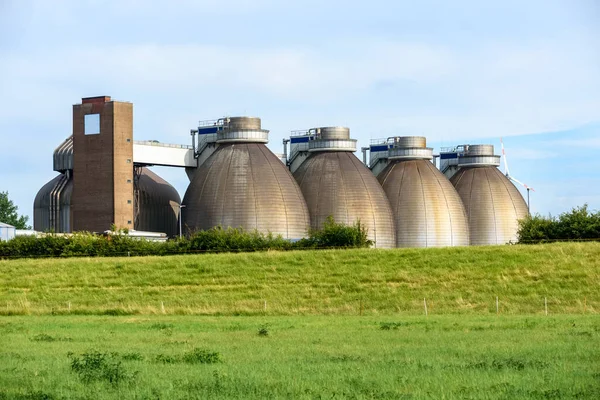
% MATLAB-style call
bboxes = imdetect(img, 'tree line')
[517,204,600,243]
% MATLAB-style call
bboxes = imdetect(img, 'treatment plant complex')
[33,96,529,247]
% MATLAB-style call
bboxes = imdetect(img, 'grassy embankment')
[1,242,598,315]
[1,315,599,399]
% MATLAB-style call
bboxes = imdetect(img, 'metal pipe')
[178,204,186,238]
[361,147,369,166]
[282,139,290,165]
[190,129,198,158]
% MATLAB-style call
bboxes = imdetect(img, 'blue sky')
[0,0,598,224]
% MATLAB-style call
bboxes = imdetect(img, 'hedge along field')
[0,242,598,316]
[0,315,598,399]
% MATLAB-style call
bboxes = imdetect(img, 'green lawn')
[1,315,598,399]
[1,243,599,398]
[1,242,598,315]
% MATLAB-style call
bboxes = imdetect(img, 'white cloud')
[506,148,558,160]
[1,31,598,144]
[546,137,600,149]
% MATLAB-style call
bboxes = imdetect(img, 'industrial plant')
[182,117,310,240]
[32,96,531,247]
[288,127,395,248]
[443,144,528,245]
[367,137,469,248]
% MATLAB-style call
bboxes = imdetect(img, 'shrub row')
[0,217,372,258]
[518,204,600,243]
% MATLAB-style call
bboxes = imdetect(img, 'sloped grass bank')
[1,242,598,315]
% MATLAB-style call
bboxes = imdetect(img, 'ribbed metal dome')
[135,168,181,237]
[33,167,180,236]
[378,137,469,248]
[33,173,73,232]
[450,145,528,245]
[293,148,395,248]
[182,143,310,239]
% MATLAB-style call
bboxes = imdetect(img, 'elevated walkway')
[53,136,197,171]
[133,141,196,168]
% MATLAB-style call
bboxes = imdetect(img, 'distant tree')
[518,204,600,243]
[0,191,31,229]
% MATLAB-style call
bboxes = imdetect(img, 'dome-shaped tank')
[450,145,528,245]
[135,168,181,237]
[183,117,310,239]
[34,135,76,233]
[378,136,469,247]
[34,173,73,232]
[293,127,395,248]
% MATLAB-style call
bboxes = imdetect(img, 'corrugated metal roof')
[0,222,15,228]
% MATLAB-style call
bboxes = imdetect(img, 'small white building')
[0,222,16,242]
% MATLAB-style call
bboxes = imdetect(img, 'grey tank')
[292,127,395,248]
[34,136,181,236]
[182,117,310,239]
[34,173,73,233]
[135,167,181,237]
[377,136,470,248]
[450,145,528,245]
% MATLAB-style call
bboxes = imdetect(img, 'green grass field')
[1,242,598,315]
[1,243,599,399]
[1,315,599,399]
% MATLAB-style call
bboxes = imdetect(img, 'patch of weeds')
[471,325,487,331]
[258,325,269,337]
[487,382,516,393]
[68,349,137,385]
[570,331,593,337]
[0,391,56,400]
[0,322,26,333]
[523,319,539,329]
[30,334,72,342]
[150,323,173,336]
[329,354,363,362]
[155,348,221,365]
[528,388,562,399]
[416,361,434,370]
[121,352,144,361]
[102,309,133,316]
[155,354,179,364]
[149,323,174,330]
[467,357,548,371]
[574,384,600,399]
[212,369,228,392]
[163,340,188,346]
[182,348,221,364]
[2,352,22,360]
[31,334,56,342]
[220,323,244,332]
[379,322,408,330]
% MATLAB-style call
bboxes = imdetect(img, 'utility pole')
[178,204,186,238]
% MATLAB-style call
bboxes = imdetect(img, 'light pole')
[178,204,186,238]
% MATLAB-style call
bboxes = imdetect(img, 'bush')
[0,217,372,258]
[296,216,372,249]
[185,227,292,252]
[181,348,221,364]
[518,204,600,243]
[68,350,136,385]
